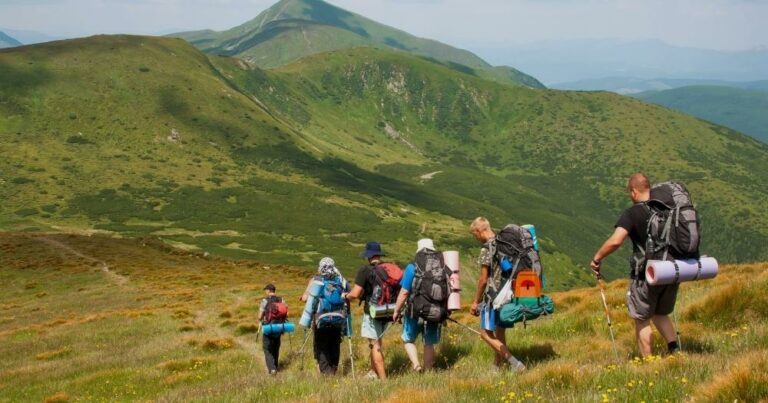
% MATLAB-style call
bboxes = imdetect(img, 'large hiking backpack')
[491,224,546,309]
[263,296,288,324]
[368,263,403,319]
[315,276,347,330]
[645,182,701,262]
[408,250,451,323]
[495,224,543,279]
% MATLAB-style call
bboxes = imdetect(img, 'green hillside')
[170,0,543,89]
[634,85,768,144]
[1,35,768,290]
[0,31,22,48]
[1,233,766,401]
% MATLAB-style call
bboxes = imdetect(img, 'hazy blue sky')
[0,0,766,51]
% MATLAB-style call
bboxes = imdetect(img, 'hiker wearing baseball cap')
[343,241,403,379]
[259,283,287,375]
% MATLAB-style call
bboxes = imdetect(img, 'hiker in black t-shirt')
[343,241,390,380]
[591,173,679,358]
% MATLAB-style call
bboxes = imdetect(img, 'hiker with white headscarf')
[300,257,351,375]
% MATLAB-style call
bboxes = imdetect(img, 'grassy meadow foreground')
[1,233,766,402]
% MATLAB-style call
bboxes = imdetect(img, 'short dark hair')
[627,173,650,192]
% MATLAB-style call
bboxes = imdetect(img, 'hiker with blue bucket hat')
[299,257,351,375]
[343,241,403,380]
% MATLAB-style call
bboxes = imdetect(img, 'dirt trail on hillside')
[35,236,130,287]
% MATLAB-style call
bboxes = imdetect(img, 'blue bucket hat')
[360,241,386,259]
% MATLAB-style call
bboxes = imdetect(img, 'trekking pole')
[255,322,262,343]
[298,328,312,370]
[346,302,356,380]
[447,317,483,336]
[595,272,621,363]
[347,335,356,380]
[672,288,683,352]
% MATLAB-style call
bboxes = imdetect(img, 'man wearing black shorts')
[590,173,679,357]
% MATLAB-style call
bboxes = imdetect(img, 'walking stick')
[595,272,621,363]
[346,303,356,379]
[447,317,483,336]
[298,328,312,370]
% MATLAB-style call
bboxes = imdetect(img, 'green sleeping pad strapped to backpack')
[498,296,555,328]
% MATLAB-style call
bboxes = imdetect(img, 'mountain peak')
[0,30,22,48]
[169,0,544,88]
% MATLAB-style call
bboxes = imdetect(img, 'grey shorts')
[361,314,389,340]
[627,279,679,321]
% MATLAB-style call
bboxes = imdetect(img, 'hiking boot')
[365,370,378,380]
[269,370,277,376]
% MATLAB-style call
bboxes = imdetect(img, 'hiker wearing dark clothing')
[343,241,401,380]
[300,257,350,375]
[259,283,287,375]
[591,173,679,357]
[469,217,526,372]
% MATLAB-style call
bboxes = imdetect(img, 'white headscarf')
[318,257,342,279]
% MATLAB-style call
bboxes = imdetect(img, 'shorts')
[361,314,389,340]
[479,304,504,332]
[401,316,441,345]
[627,279,679,321]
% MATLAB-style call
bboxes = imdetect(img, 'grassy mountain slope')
[2,36,768,289]
[634,85,768,144]
[0,31,22,48]
[1,233,766,401]
[171,0,543,88]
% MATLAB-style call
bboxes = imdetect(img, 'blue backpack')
[315,276,347,329]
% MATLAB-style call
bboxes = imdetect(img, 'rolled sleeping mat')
[522,224,540,251]
[369,303,396,319]
[448,272,461,311]
[448,292,461,311]
[443,251,460,274]
[300,295,317,328]
[308,280,324,297]
[262,322,295,336]
[645,257,718,286]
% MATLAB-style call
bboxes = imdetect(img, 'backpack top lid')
[648,181,693,210]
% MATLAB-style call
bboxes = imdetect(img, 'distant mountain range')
[634,86,768,144]
[553,77,768,95]
[0,31,22,48]
[169,0,543,89]
[473,39,768,85]
[0,28,58,45]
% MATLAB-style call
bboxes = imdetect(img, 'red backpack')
[368,263,403,306]
[263,296,288,324]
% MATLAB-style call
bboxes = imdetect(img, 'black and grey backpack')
[645,181,701,262]
[494,224,543,279]
[408,249,451,323]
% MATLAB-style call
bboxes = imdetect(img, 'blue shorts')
[401,316,441,345]
[480,304,503,332]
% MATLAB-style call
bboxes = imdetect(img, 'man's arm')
[590,227,630,273]
[258,299,267,321]
[344,284,364,301]
[392,288,409,321]
[470,265,489,316]
[299,278,314,302]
